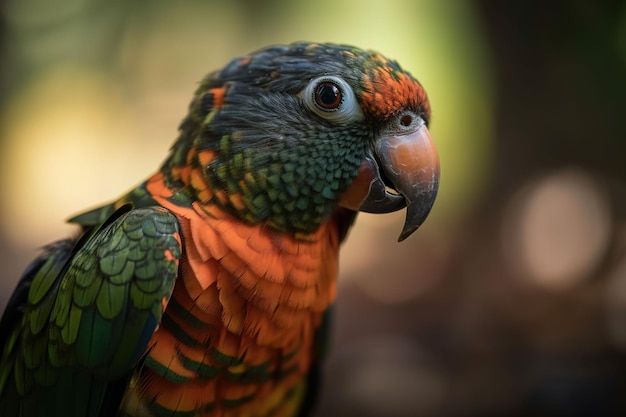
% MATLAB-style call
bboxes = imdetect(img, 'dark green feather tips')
[207,126,368,233]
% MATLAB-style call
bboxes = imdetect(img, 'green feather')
[32,349,57,387]
[27,258,59,305]
[211,348,243,366]
[99,250,130,277]
[96,281,127,319]
[61,304,82,345]
[143,356,190,384]
[166,298,207,329]
[107,310,153,375]
[72,277,102,308]
[177,351,220,379]
[28,290,56,335]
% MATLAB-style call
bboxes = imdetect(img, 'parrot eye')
[303,76,364,123]
[315,82,342,109]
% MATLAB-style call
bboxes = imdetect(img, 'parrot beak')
[339,122,440,241]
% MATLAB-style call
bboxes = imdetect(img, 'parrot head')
[164,42,439,241]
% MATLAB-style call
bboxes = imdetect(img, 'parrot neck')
[160,130,366,238]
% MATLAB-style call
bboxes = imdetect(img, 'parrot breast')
[119,171,342,416]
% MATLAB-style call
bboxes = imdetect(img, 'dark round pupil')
[315,82,342,109]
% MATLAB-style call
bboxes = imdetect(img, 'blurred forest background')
[1,0,626,416]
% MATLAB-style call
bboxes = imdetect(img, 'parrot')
[0,42,439,417]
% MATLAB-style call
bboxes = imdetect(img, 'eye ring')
[303,76,364,123]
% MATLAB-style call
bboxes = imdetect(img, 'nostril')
[400,114,413,127]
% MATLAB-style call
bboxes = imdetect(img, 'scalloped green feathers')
[0,206,181,417]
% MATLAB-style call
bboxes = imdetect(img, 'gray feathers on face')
[218,43,366,96]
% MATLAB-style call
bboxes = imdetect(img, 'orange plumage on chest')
[120,172,340,417]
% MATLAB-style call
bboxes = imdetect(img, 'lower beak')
[339,124,440,241]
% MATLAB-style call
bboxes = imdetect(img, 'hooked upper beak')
[339,122,440,241]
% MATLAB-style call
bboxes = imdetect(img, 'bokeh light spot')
[501,169,611,290]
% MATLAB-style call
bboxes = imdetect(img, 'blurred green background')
[1,0,625,416]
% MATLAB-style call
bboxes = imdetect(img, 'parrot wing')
[0,204,182,417]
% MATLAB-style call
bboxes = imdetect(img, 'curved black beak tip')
[397,186,439,242]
